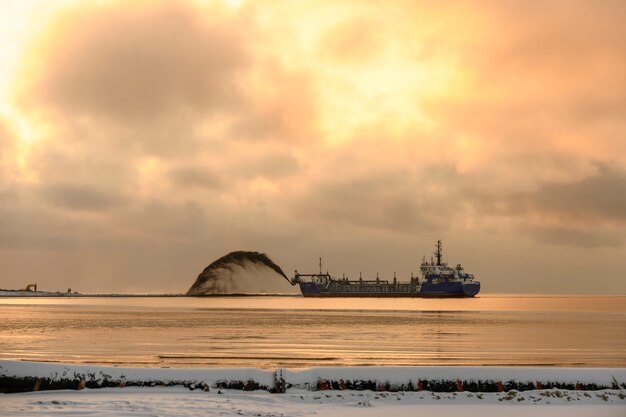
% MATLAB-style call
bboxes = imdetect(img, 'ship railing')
[294,273,332,278]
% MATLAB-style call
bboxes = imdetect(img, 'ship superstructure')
[291,241,480,297]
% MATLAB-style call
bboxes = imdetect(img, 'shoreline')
[2,362,625,416]
[2,360,625,394]
[2,386,625,417]
[0,291,300,298]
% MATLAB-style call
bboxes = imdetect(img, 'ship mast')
[435,240,442,266]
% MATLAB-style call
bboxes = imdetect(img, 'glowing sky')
[0,0,625,293]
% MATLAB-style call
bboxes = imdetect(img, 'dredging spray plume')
[186,251,293,295]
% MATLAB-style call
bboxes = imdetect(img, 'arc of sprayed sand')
[187,251,292,295]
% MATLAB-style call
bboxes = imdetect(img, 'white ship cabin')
[292,270,332,285]
[420,258,475,282]
[419,241,475,282]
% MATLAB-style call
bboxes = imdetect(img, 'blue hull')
[298,281,480,298]
[419,281,480,297]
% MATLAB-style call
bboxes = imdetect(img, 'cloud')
[469,164,626,247]
[232,66,321,143]
[237,151,300,180]
[0,119,15,188]
[318,16,385,65]
[41,183,128,212]
[529,164,626,224]
[18,1,250,123]
[170,166,223,191]
[414,1,626,176]
[291,167,451,235]
[475,164,626,224]
[528,226,623,248]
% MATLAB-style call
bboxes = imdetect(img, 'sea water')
[0,295,624,369]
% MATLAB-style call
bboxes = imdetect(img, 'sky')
[0,0,625,294]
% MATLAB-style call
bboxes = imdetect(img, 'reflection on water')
[0,295,625,369]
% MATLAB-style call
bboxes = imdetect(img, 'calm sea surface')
[0,295,624,369]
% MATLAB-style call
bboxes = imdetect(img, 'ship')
[291,241,480,297]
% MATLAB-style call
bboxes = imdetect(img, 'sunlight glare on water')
[0,295,624,369]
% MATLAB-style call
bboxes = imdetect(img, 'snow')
[1,387,625,417]
[0,361,274,388]
[2,361,625,416]
[284,366,626,387]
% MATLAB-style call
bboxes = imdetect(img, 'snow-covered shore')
[1,361,625,416]
[0,361,274,392]
[1,386,625,417]
[1,360,625,393]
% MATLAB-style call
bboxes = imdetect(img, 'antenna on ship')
[435,240,442,266]
[319,257,322,274]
